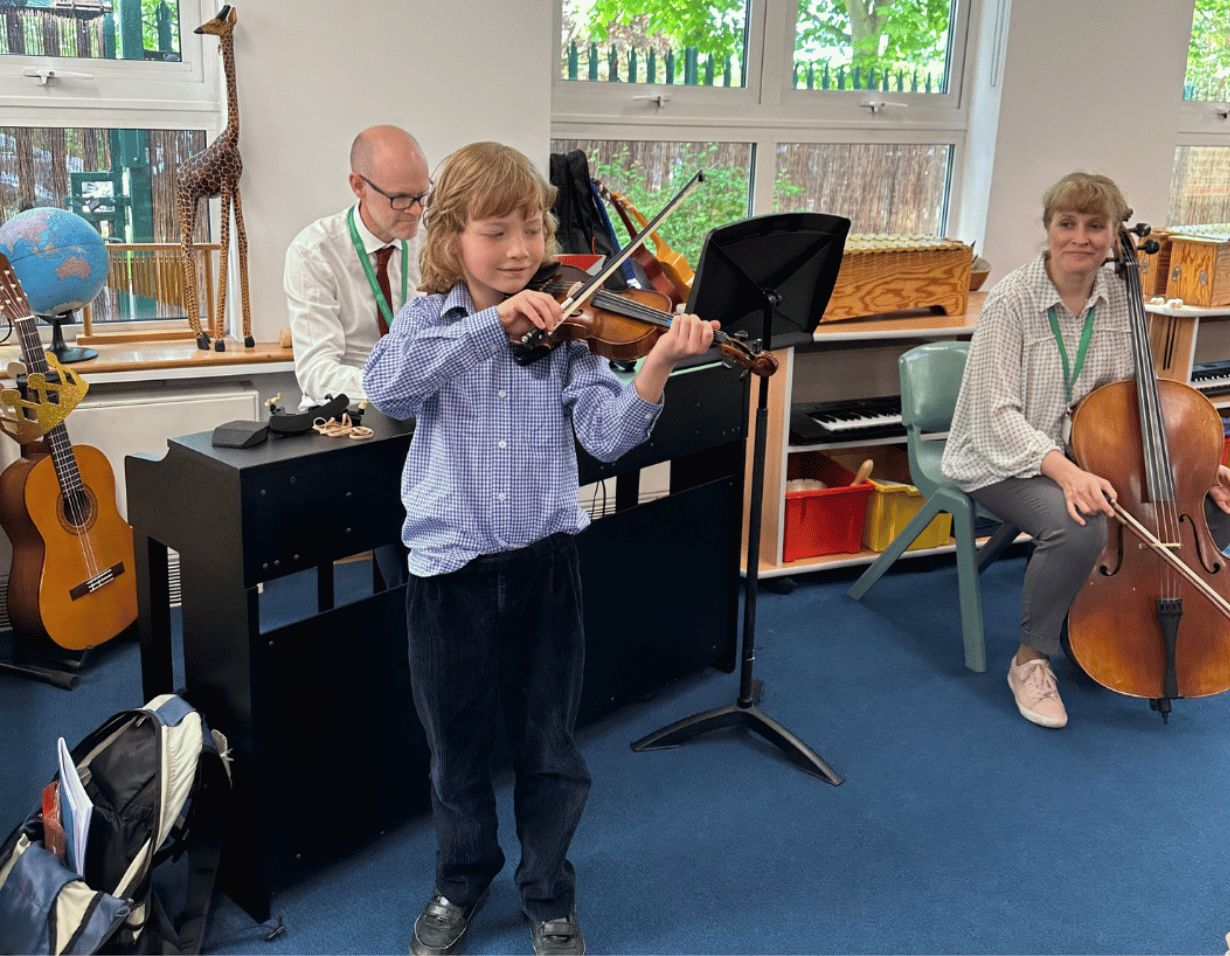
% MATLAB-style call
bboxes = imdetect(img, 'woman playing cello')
[941,172,1230,728]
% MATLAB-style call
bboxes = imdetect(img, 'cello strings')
[1122,229,1180,601]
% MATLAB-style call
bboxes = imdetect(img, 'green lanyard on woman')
[1048,304,1097,446]
[348,206,407,330]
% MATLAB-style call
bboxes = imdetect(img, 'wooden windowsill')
[0,336,294,384]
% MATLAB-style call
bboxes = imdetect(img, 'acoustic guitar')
[0,254,136,651]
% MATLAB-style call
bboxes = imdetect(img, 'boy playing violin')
[363,141,717,956]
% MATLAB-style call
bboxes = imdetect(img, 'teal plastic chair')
[847,341,1019,673]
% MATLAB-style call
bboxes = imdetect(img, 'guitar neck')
[11,310,84,495]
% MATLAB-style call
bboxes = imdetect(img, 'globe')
[0,207,109,316]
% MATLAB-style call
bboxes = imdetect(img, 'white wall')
[229,0,554,343]
[977,0,1196,278]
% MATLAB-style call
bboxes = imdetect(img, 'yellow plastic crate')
[861,475,952,552]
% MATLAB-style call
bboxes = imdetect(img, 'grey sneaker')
[411,889,489,956]
[1007,656,1068,728]
[531,912,586,956]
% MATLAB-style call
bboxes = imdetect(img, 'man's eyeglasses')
[359,174,430,211]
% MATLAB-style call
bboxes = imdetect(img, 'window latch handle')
[632,94,671,108]
[861,99,908,114]
[23,66,95,86]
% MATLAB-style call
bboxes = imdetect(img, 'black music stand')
[631,212,850,782]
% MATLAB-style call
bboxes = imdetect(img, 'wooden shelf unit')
[741,294,988,578]
[1146,300,1230,409]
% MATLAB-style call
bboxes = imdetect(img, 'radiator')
[0,382,260,623]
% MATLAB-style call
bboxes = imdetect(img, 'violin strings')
[544,273,754,369]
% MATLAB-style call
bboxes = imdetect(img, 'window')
[560,0,749,88]
[1169,145,1230,226]
[1184,0,1230,103]
[0,0,223,339]
[553,0,973,262]
[774,143,952,234]
[791,0,957,97]
[1,125,205,241]
[1174,0,1230,229]
[550,138,752,267]
[0,0,182,62]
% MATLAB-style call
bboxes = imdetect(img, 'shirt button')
[644,412,654,421]
[497,493,506,501]
[498,440,506,449]
[498,389,507,398]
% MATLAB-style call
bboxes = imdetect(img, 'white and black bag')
[0,694,231,955]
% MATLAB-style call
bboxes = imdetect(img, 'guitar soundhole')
[58,487,98,534]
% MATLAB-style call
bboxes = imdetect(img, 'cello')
[1067,222,1230,720]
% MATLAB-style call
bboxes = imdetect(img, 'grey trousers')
[969,475,1230,657]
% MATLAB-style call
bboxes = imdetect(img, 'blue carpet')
[4,554,1230,955]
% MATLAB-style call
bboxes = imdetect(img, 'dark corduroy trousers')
[406,532,591,922]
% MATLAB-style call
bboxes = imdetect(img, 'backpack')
[548,150,637,290]
[0,694,231,955]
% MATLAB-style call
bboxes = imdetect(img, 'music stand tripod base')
[631,698,843,783]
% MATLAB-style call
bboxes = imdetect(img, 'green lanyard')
[347,206,407,330]
[1046,304,1097,406]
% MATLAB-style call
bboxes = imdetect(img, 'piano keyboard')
[789,396,904,444]
[1193,361,1230,395]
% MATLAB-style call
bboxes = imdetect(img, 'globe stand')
[40,311,97,364]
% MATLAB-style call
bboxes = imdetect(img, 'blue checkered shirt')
[363,282,663,576]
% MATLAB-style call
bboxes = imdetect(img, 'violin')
[521,263,777,377]
[595,181,689,308]
[1067,223,1230,719]
[597,182,695,302]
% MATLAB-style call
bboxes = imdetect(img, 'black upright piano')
[125,361,746,920]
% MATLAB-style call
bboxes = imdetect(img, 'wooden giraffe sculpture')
[176,4,253,351]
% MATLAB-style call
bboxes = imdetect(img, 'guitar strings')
[0,265,104,589]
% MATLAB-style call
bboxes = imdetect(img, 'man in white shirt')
[286,125,430,409]
[285,125,428,588]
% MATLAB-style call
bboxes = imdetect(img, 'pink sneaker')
[1007,657,1068,728]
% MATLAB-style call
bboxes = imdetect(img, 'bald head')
[348,125,430,243]
[350,125,425,178]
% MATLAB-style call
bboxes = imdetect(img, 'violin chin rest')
[512,342,553,367]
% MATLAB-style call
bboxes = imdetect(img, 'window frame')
[0,0,219,113]
[0,0,225,343]
[552,0,977,236]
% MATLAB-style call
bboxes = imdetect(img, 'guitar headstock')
[0,253,33,323]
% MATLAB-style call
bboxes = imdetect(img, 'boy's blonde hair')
[419,142,559,295]
[1042,172,1131,229]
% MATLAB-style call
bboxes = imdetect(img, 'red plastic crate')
[782,456,874,562]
